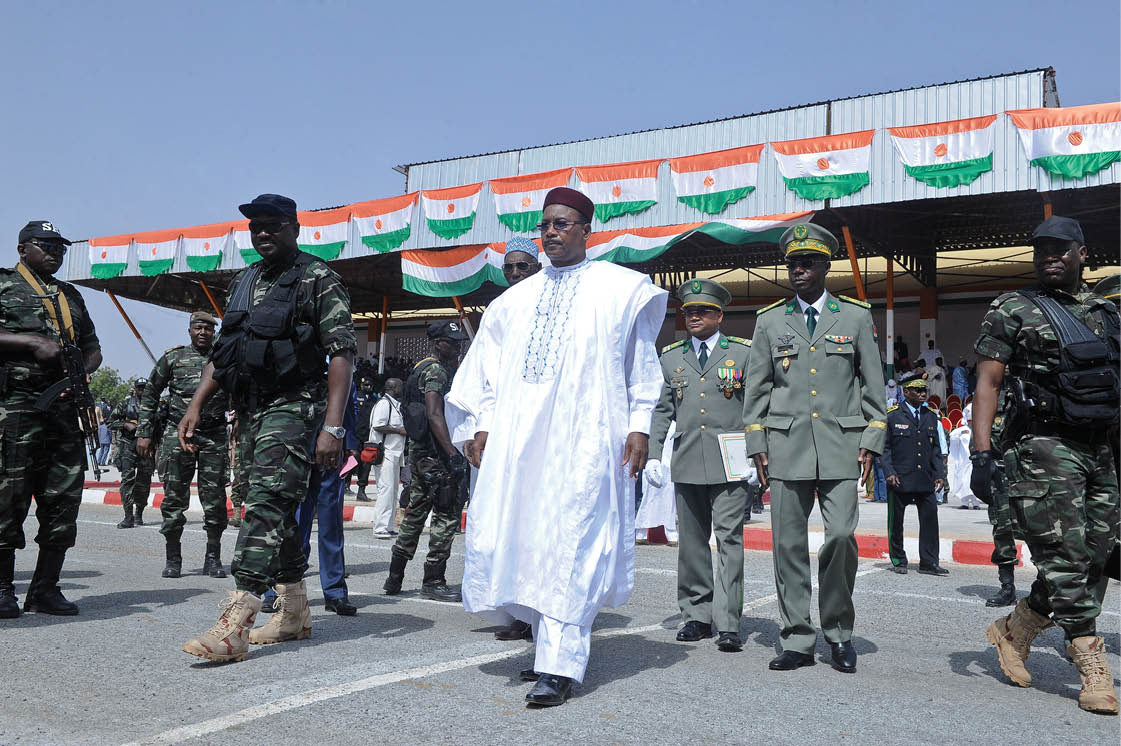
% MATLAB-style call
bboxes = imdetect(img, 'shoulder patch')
[756,299,785,316]
[661,340,688,354]
[838,294,871,309]
[725,336,751,346]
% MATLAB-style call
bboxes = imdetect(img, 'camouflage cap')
[780,223,838,259]
[189,311,219,326]
[677,278,732,310]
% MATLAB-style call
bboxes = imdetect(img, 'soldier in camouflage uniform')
[972,216,1119,714]
[384,320,469,602]
[178,194,356,663]
[136,311,229,579]
[0,220,102,618]
[110,378,155,528]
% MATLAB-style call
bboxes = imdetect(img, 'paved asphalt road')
[3,505,1118,746]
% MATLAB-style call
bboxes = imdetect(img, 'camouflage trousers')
[0,401,86,550]
[118,436,155,512]
[391,449,460,566]
[986,464,1020,566]
[157,423,228,539]
[229,397,322,594]
[1003,434,1120,639]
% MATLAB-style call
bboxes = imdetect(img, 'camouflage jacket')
[212,250,357,407]
[0,264,99,395]
[137,344,227,438]
[411,357,453,457]
[974,283,1117,377]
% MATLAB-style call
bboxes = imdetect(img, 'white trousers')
[494,608,592,683]
[371,454,401,534]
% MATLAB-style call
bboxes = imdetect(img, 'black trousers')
[887,489,940,567]
[355,460,372,490]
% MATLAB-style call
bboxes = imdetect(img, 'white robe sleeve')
[447,300,503,445]
[623,281,669,435]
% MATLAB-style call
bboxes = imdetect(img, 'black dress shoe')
[768,650,815,670]
[890,564,908,575]
[325,596,357,616]
[525,674,573,707]
[917,564,950,576]
[495,619,533,641]
[716,632,743,652]
[519,668,540,682]
[829,641,857,673]
[676,620,713,642]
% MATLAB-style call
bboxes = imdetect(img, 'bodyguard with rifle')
[0,221,103,618]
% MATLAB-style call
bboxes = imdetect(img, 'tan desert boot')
[182,589,262,663]
[985,597,1054,687]
[1067,636,1119,715]
[249,580,312,644]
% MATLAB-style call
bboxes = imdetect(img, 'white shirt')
[796,292,827,323]
[369,394,405,457]
[690,330,721,360]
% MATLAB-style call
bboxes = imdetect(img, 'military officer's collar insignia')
[826,299,840,313]
[784,300,797,315]
[777,333,795,346]
[718,337,729,349]
[793,224,808,240]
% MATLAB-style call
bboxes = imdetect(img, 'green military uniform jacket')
[743,293,887,480]
[137,344,227,440]
[650,333,751,485]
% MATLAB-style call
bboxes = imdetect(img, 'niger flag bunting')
[353,193,418,253]
[181,221,239,273]
[575,159,663,222]
[771,131,875,200]
[490,168,573,233]
[1006,103,1121,179]
[670,145,763,214]
[422,183,483,240]
[889,115,997,188]
[297,207,351,261]
[88,235,131,279]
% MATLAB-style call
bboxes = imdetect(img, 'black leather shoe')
[519,668,540,682]
[420,582,462,602]
[768,650,814,670]
[325,596,357,616]
[676,620,713,642]
[917,564,950,576]
[495,619,533,641]
[829,641,857,673]
[716,632,743,652]
[23,588,79,616]
[525,674,573,707]
[890,564,908,574]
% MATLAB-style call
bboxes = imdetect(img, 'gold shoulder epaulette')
[838,294,871,309]
[887,403,899,413]
[661,339,688,354]
[726,335,751,346]
[756,299,785,315]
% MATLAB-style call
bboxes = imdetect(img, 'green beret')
[190,311,219,326]
[1092,273,1120,301]
[780,223,838,259]
[677,278,732,310]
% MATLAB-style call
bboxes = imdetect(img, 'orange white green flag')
[1006,103,1121,179]
[888,115,997,188]
[772,130,875,200]
[89,235,130,279]
[489,168,573,233]
[135,230,180,276]
[231,222,259,265]
[669,145,763,214]
[353,193,418,253]
[575,159,663,222]
[297,207,351,261]
[401,244,498,297]
[422,183,483,239]
[182,221,236,272]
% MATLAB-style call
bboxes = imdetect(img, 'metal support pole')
[105,290,157,365]
[886,255,895,381]
[198,280,224,319]
[377,296,389,375]
[451,296,475,340]
[841,225,867,301]
[1042,192,1053,219]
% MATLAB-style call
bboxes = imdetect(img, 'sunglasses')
[248,220,292,235]
[26,240,68,255]
[535,219,587,234]
[785,257,824,270]
[503,261,537,273]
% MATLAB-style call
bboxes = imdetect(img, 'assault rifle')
[34,343,102,480]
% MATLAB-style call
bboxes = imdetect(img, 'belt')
[1027,421,1111,444]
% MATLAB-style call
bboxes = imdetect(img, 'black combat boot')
[986,564,1016,607]
[23,548,79,615]
[0,548,19,619]
[162,532,183,578]
[134,502,145,526]
[203,540,227,578]
[116,498,135,529]
[383,553,408,595]
[421,561,461,602]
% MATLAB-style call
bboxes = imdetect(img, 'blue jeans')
[96,444,110,466]
[873,460,888,503]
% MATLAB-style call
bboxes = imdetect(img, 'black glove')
[448,453,469,482]
[969,450,996,504]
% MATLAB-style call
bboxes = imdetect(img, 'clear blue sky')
[2,0,1117,377]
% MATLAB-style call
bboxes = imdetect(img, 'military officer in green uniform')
[136,311,229,579]
[742,222,887,674]
[110,378,155,528]
[648,278,752,652]
[972,216,1119,714]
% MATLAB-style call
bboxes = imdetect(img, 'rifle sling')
[16,262,75,345]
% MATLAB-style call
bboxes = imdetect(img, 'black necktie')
[805,307,817,337]
[698,341,708,368]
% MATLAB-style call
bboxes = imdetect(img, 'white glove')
[644,459,665,488]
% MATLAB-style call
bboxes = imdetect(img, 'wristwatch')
[321,425,346,440]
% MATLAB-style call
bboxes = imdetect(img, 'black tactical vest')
[211,251,327,402]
